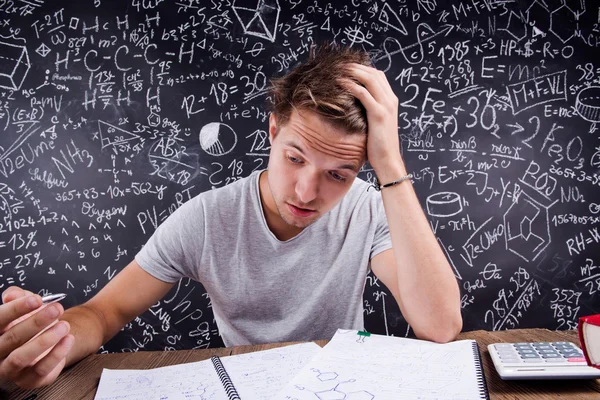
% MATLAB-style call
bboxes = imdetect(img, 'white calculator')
[488,341,600,380]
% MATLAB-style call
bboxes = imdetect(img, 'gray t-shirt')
[135,170,392,346]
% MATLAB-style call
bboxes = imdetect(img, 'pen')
[41,293,67,305]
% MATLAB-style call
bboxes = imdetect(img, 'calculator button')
[556,345,577,350]
[515,343,534,348]
[517,349,536,355]
[533,342,551,347]
[562,354,584,359]
[523,359,544,363]
[499,354,520,359]
[545,358,568,363]
[494,344,514,349]
[542,354,563,359]
[559,350,583,356]
[538,349,559,354]
[501,359,523,364]
[520,353,541,359]
[534,345,553,350]
[568,357,587,363]
[554,346,577,351]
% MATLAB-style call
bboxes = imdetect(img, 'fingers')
[0,303,64,359]
[0,294,42,331]
[6,334,72,390]
[0,321,70,382]
[352,63,395,91]
[2,286,34,304]
[343,80,379,117]
[346,63,395,103]
[0,288,70,389]
[344,64,387,104]
[31,334,73,378]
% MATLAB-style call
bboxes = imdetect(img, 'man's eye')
[330,172,346,182]
[287,155,302,164]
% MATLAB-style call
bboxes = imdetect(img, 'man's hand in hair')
[342,64,406,181]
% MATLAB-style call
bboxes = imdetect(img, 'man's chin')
[281,211,319,229]
[283,216,316,229]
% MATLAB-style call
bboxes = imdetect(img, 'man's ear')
[268,113,277,144]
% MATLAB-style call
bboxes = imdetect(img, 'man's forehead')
[282,138,362,172]
[285,109,364,137]
[279,113,366,171]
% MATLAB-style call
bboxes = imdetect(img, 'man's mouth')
[287,203,316,217]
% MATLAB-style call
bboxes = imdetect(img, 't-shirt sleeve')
[135,197,202,283]
[370,195,392,260]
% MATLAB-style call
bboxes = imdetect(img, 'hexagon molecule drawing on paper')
[199,122,238,156]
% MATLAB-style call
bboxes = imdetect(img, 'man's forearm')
[379,164,462,342]
[61,304,107,367]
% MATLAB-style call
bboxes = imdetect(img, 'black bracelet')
[371,174,413,191]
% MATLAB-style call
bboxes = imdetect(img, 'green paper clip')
[357,330,371,337]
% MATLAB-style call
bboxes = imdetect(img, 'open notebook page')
[220,342,321,399]
[274,329,485,400]
[94,356,227,400]
[93,342,321,400]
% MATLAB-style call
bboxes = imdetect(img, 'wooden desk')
[1,328,599,399]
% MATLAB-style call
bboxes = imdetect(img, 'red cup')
[579,314,600,370]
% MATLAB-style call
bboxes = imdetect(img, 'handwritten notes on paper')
[94,343,321,400]
[275,330,485,400]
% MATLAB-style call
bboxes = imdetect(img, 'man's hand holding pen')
[0,287,72,389]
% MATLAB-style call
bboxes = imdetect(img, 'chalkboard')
[0,0,599,353]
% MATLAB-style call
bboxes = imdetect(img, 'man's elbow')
[416,313,463,343]
[431,315,463,343]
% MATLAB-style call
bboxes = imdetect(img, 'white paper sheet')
[93,342,321,400]
[221,342,322,399]
[273,329,485,400]
[94,357,227,400]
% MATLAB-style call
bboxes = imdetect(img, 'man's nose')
[295,170,319,205]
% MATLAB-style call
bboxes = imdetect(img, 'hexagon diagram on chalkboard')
[232,0,280,42]
[526,0,550,37]
[503,190,553,263]
[549,3,580,44]
[500,10,528,42]
[0,40,30,91]
[199,122,238,156]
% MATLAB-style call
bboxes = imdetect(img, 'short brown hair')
[267,42,372,135]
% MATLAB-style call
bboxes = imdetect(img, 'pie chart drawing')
[199,122,238,156]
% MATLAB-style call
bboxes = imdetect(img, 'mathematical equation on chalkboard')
[0,0,599,351]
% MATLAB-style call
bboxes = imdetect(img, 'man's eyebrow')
[338,163,360,173]
[283,140,360,173]
[283,140,305,154]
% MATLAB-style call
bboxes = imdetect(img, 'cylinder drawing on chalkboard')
[200,122,238,156]
[426,192,463,218]
[575,87,600,123]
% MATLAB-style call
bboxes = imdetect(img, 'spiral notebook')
[93,342,321,400]
[273,329,490,400]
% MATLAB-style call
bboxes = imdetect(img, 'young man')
[0,43,461,389]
